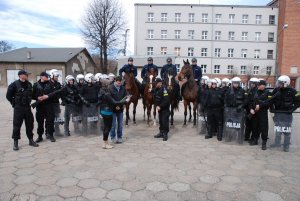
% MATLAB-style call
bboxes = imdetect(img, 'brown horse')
[143,69,157,126]
[178,59,199,127]
[123,71,139,126]
[164,68,179,128]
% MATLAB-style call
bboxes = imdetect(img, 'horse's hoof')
[188,119,192,123]
[182,124,187,128]
[170,125,174,129]
[125,125,129,128]
[133,122,136,124]
[192,125,196,128]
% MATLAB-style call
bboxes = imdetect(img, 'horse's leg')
[143,101,146,121]
[193,102,197,127]
[153,104,157,127]
[133,101,137,124]
[183,101,187,126]
[188,103,192,122]
[170,105,174,128]
[126,103,130,127]
[147,104,151,126]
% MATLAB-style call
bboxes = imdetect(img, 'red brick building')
[268,0,300,90]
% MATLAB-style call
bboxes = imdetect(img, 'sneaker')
[102,141,113,149]
[111,138,117,144]
[117,138,123,144]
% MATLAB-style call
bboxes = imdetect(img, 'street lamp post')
[275,24,288,83]
[123,29,130,56]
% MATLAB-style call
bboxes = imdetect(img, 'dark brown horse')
[164,68,179,128]
[178,59,199,127]
[123,72,139,126]
[143,69,157,126]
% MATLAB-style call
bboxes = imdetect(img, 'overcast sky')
[0,0,271,54]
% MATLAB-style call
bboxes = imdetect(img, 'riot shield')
[197,104,207,135]
[82,103,99,134]
[223,107,245,144]
[72,105,83,132]
[272,113,293,149]
[53,103,64,135]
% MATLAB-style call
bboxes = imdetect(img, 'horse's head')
[165,68,174,90]
[146,68,156,92]
[123,71,135,91]
[178,59,193,81]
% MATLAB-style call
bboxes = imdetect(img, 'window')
[161,13,167,22]
[161,30,167,39]
[268,32,274,42]
[241,49,247,58]
[216,14,222,23]
[189,13,195,22]
[175,13,181,22]
[161,47,167,55]
[267,50,274,59]
[215,31,221,40]
[214,65,220,74]
[202,31,208,40]
[188,48,194,57]
[229,14,235,23]
[269,15,275,25]
[229,31,235,40]
[242,15,248,24]
[256,15,262,24]
[254,49,260,59]
[255,32,261,41]
[215,48,221,57]
[147,29,154,39]
[242,32,248,41]
[228,48,234,58]
[201,65,207,73]
[175,64,180,73]
[175,30,181,39]
[202,13,208,23]
[188,30,194,39]
[147,47,153,55]
[201,48,207,57]
[227,65,234,74]
[240,66,247,74]
[174,47,181,56]
[266,66,272,75]
[148,13,154,22]
[253,66,259,75]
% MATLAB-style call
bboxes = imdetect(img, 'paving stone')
[168,182,190,192]
[58,186,83,198]
[78,178,100,189]
[82,187,106,200]
[107,189,132,201]
[199,175,220,184]
[35,185,60,196]
[256,191,284,201]
[214,181,237,192]
[10,193,37,201]
[56,177,79,187]
[263,169,284,178]
[100,179,122,190]
[11,183,37,195]
[39,195,64,201]
[146,182,168,192]
[122,179,146,192]
[221,175,242,184]
[13,175,37,185]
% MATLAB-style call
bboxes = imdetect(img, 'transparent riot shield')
[197,104,207,135]
[72,105,83,132]
[53,103,64,135]
[272,113,293,150]
[82,103,99,134]
[223,107,245,144]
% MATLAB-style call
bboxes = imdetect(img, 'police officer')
[6,70,39,151]
[248,80,271,150]
[198,76,209,134]
[160,57,180,101]
[154,78,170,141]
[203,79,224,140]
[49,69,62,136]
[270,75,300,152]
[76,74,85,93]
[95,73,103,88]
[32,72,56,142]
[245,77,259,142]
[119,57,142,94]
[141,57,158,97]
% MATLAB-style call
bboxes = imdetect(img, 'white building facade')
[133,3,278,85]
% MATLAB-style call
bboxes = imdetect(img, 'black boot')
[262,140,267,150]
[163,133,168,141]
[36,136,43,143]
[29,139,39,147]
[250,138,258,146]
[13,140,19,151]
[154,132,163,138]
[49,135,56,142]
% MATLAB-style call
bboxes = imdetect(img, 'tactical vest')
[14,81,32,106]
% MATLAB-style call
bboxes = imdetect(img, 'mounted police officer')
[119,57,142,95]
[141,57,158,97]
[270,75,300,152]
[154,78,170,141]
[160,57,180,101]
[32,72,56,143]
[6,70,39,151]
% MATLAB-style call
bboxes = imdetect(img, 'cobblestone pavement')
[0,88,300,201]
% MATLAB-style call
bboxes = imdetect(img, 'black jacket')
[271,87,300,111]
[249,89,271,111]
[155,87,170,111]
[204,88,224,109]
[61,84,82,105]
[32,80,55,105]
[51,80,62,103]
[225,86,247,108]
[81,83,100,103]
[6,80,32,107]
[109,84,127,113]
[98,87,126,114]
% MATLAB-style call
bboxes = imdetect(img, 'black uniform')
[6,80,34,140]
[198,84,209,135]
[203,87,224,140]
[270,87,300,151]
[155,86,171,141]
[245,87,258,141]
[51,80,62,133]
[32,80,55,141]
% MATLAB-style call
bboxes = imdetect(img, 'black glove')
[61,101,66,106]
[236,105,243,113]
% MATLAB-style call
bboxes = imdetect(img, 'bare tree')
[81,0,126,73]
[0,40,14,53]
[92,54,118,74]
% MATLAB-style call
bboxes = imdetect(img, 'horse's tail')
[173,98,179,111]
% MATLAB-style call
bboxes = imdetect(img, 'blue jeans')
[110,112,123,140]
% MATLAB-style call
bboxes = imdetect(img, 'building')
[0,47,96,86]
[268,0,300,90]
[133,3,279,87]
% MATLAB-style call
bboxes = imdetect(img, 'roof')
[134,3,276,8]
[0,47,87,63]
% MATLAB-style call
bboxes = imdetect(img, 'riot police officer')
[154,78,170,141]
[203,79,224,140]
[270,75,300,152]
[95,73,103,88]
[119,57,141,94]
[248,80,271,150]
[76,74,85,93]
[32,72,56,142]
[198,76,209,135]
[6,70,39,151]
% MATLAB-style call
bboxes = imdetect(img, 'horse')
[164,68,179,128]
[143,68,157,126]
[123,71,140,126]
[177,59,199,127]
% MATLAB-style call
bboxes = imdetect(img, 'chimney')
[27,51,31,59]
